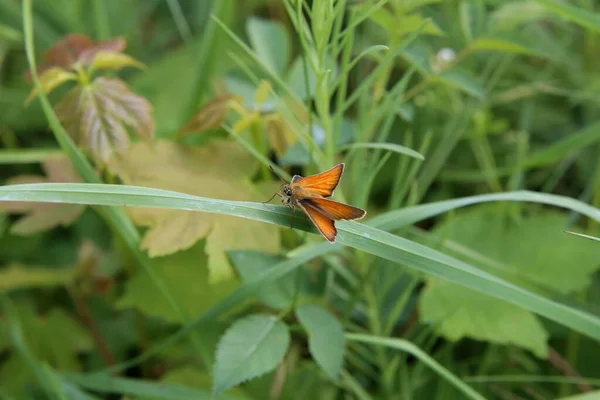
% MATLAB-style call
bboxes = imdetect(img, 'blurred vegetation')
[1,0,600,399]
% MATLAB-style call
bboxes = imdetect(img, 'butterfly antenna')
[269,165,286,183]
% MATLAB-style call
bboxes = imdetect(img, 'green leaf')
[0,264,77,293]
[418,206,600,357]
[25,67,77,106]
[0,305,93,376]
[246,17,289,75]
[117,241,238,324]
[433,206,600,295]
[340,142,424,160]
[228,250,295,310]
[87,51,145,74]
[420,277,549,357]
[55,77,154,163]
[530,0,600,32]
[286,56,317,100]
[296,305,345,381]
[213,314,290,395]
[437,68,485,99]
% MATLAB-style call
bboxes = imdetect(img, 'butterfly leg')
[262,192,280,204]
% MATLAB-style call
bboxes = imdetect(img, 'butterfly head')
[279,183,295,207]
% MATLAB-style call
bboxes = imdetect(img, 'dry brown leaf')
[177,95,242,137]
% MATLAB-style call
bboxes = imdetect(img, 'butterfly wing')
[297,200,337,242]
[301,197,366,221]
[290,163,344,198]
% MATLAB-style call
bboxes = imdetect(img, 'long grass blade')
[2,183,600,347]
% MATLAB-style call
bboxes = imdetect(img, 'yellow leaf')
[108,139,280,282]
[255,80,272,106]
[25,67,77,106]
[232,112,258,134]
[87,51,146,74]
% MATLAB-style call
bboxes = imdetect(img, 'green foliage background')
[1,0,600,399]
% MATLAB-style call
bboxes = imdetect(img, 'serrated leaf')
[25,67,77,106]
[0,155,85,235]
[420,277,549,358]
[0,264,77,292]
[108,139,280,282]
[55,77,154,163]
[213,314,290,396]
[177,95,241,136]
[228,250,295,309]
[246,17,289,75]
[88,51,145,74]
[296,305,345,381]
[117,241,238,324]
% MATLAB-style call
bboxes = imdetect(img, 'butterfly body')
[270,163,366,243]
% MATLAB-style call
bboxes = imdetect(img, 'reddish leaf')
[43,33,125,69]
[0,156,85,235]
[26,34,126,79]
[54,77,154,163]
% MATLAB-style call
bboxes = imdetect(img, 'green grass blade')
[564,231,600,242]
[61,373,243,400]
[531,0,600,32]
[165,0,192,41]
[0,148,62,164]
[340,142,425,160]
[370,190,600,230]
[2,183,600,346]
[345,333,486,400]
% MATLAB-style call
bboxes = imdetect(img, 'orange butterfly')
[265,163,366,242]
